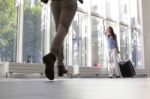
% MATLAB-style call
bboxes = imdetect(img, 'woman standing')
[105,26,121,78]
[42,0,83,80]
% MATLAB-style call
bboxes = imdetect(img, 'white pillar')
[141,0,150,76]
[86,0,92,67]
[44,4,51,55]
[16,0,23,62]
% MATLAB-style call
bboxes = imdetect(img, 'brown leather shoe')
[43,53,56,80]
[57,65,68,76]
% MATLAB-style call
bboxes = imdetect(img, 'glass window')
[23,0,43,63]
[0,0,17,62]
[120,25,130,60]
[70,12,87,66]
[131,29,143,69]
[78,0,90,12]
[78,12,87,66]
[91,0,105,16]
[50,14,56,45]
[119,0,130,23]
[91,16,105,68]
[130,0,138,27]
[64,12,79,66]
[105,0,119,20]
[64,31,72,66]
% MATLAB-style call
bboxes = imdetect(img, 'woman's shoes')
[57,65,68,76]
[43,53,68,80]
[116,76,121,78]
[43,53,56,80]
[108,75,121,78]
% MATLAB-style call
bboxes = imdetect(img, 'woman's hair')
[108,26,116,40]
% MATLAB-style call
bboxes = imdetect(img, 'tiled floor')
[0,78,149,99]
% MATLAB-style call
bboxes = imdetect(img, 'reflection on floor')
[0,78,150,99]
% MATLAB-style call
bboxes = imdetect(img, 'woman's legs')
[112,49,121,77]
[50,0,77,57]
[108,49,114,77]
[51,1,67,76]
[43,1,61,80]
[43,0,77,80]
[108,64,113,77]
[51,0,77,76]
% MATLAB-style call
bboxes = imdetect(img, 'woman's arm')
[115,38,120,53]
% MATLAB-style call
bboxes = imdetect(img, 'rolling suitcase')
[119,60,136,77]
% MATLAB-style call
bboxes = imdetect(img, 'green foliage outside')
[0,0,17,48]
[0,0,42,48]
[0,0,42,62]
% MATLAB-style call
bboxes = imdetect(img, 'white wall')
[142,0,150,76]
